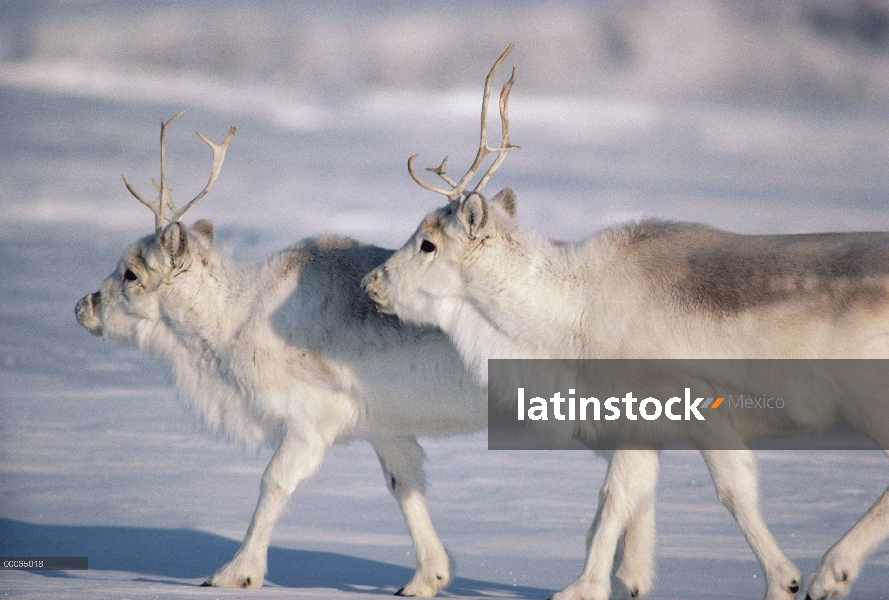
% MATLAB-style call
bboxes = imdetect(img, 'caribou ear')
[490,187,516,218]
[159,222,188,264]
[190,219,215,246]
[459,193,488,240]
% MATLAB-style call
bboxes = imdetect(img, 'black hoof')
[395,587,407,596]
[789,582,799,593]
[805,595,812,600]
[631,587,640,598]
[200,581,213,587]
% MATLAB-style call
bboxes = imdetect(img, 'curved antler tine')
[426,156,459,188]
[477,43,513,153]
[406,44,517,203]
[121,111,185,234]
[123,112,236,234]
[474,65,518,194]
[168,125,237,223]
[123,110,185,233]
[155,111,186,231]
[408,154,462,202]
[450,44,514,197]
[122,175,156,210]
[499,66,516,148]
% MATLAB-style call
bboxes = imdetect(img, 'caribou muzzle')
[75,291,103,336]
[361,268,395,314]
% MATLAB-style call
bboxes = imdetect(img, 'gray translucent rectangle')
[487,359,889,450]
[0,557,88,570]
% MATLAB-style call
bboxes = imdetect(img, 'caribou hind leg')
[372,436,452,597]
[805,449,889,600]
[701,449,802,600]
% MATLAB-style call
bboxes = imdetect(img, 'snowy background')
[1,1,889,598]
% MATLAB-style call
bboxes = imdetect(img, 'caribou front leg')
[551,449,660,600]
[372,436,452,597]
[203,433,327,588]
[613,489,657,599]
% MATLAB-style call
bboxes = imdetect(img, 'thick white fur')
[363,189,889,600]
[76,220,486,595]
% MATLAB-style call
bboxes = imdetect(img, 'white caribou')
[75,112,486,595]
[362,47,889,600]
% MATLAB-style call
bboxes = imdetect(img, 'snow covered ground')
[2,2,889,598]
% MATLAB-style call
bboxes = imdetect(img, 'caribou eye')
[123,269,138,282]
[420,240,436,253]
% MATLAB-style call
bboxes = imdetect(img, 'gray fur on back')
[271,236,430,356]
[620,220,889,317]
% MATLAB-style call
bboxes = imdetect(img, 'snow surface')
[2,2,889,598]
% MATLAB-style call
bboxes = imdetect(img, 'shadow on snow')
[0,518,550,597]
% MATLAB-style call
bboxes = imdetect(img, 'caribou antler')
[408,43,518,203]
[123,111,237,234]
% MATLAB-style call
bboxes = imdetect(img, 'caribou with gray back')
[363,46,889,600]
